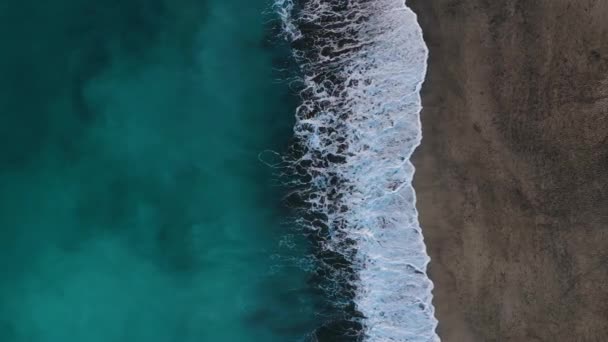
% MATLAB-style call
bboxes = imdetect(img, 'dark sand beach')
[409,0,608,341]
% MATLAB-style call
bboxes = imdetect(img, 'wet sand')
[408,1,608,341]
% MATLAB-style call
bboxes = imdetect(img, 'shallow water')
[0,1,323,341]
[276,0,439,340]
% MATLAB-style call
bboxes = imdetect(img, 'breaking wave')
[273,0,440,340]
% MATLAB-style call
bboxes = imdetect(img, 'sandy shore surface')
[408,1,608,341]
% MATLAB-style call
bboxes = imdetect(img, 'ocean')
[0,0,437,341]
[276,0,439,340]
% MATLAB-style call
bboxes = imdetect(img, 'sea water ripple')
[274,1,440,340]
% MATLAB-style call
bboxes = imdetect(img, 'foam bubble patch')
[274,0,440,340]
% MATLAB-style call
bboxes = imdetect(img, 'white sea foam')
[274,0,439,340]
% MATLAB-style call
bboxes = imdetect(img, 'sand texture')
[408,1,608,341]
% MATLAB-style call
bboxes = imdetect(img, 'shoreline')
[277,0,438,340]
[409,1,608,341]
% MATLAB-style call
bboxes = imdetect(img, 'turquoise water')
[0,1,323,341]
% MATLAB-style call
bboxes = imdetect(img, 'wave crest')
[275,1,440,340]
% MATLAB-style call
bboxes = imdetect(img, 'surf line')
[274,0,440,340]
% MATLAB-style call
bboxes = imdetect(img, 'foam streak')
[275,1,440,340]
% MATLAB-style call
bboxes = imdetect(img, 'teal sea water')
[0,1,323,341]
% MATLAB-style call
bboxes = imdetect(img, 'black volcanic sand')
[409,0,608,341]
